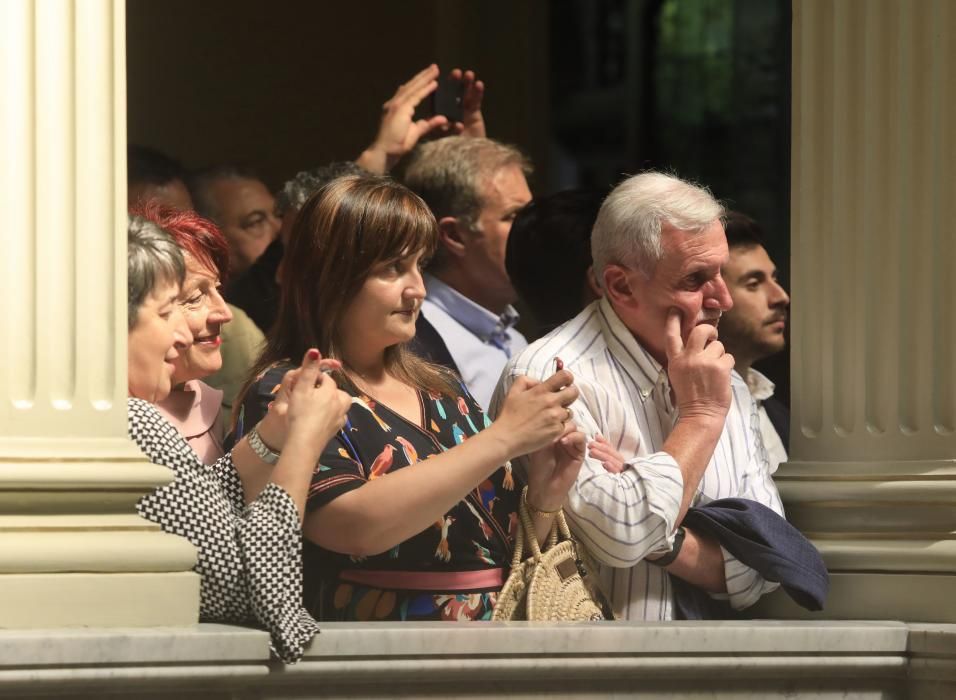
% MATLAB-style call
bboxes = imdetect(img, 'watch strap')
[248,426,281,465]
[648,525,686,567]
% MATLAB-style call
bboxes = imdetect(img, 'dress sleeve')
[306,431,367,511]
[128,398,318,663]
[239,363,366,512]
[231,363,290,444]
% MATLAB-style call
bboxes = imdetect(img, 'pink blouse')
[155,380,225,465]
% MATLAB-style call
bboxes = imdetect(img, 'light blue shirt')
[420,274,527,410]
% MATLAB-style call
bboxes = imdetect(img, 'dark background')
[127,0,791,399]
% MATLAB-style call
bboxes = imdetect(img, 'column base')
[0,571,199,627]
[0,457,201,628]
[769,459,956,623]
[753,572,956,622]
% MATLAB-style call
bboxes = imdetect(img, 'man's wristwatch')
[648,526,686,567]
[247,426,281,465]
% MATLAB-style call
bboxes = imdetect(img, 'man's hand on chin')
[665,308,735,424]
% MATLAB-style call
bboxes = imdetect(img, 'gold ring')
[565,407,573,423]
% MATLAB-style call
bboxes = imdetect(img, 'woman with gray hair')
[126,215,350,662]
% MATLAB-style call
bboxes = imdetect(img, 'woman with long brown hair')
[237,175,585,622]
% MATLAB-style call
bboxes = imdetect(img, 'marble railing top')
[0,620,920,667]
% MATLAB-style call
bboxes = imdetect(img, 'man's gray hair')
[400,136,531,232]
[127,215,185,330]
[187,164,261,223]
[591,171,724,285]
[275,161,370,218]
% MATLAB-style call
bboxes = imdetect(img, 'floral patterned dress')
[238,363,519,622]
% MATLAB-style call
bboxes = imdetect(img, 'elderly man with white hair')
[491,172,785,621]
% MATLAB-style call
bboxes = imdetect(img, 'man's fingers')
[401,64,439,95]
[685,322,718,353]
[463,79,484,110]
[665,309,685,360]
[406,78,439,107]
[587,442,612,458]
[701,339,726,359]
[417,63,440,81]
[412,115,448,140]
[602,460,625,474]
[392,66,438,104]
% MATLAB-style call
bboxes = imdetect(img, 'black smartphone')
[431,74,464,123]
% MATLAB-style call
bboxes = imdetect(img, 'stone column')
[0,0,198,627]
[767,0,956,620]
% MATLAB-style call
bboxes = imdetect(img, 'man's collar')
[596,296,668,402]
[743,367,776,401]
[424,274,520,347]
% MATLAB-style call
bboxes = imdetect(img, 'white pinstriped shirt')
[490,297,784,621]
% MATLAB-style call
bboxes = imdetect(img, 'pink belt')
[339,567,504,591]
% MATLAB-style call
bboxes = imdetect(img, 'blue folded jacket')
[672,498,829,620]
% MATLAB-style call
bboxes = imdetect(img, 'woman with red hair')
[132,204,234,462]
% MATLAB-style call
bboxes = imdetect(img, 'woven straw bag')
[492,488,613,621]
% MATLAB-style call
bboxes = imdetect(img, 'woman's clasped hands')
[256,349,351,461]
[492,368,586,513]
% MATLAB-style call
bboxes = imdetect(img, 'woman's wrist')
[255,412,285,452]
[525,485,566,514]
[478,421,519,464]
[523,486,562,517]
[247,425,281,465]
[272,438,322,480]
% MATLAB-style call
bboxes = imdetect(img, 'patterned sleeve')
[232,362,291,443]
[237,483,319,662]
[236,362,366,512]
[128,398,318,663]
[305,430,367,511]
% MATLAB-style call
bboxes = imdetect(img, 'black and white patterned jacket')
[128,398,318,662]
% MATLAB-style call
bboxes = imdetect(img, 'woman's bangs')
[371,194,438,264]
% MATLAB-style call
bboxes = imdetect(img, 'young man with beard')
[719,211,791,471]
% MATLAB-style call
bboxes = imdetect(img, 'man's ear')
[602,264,639,309]
[585,264,603,300]
[437,216,468,260]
